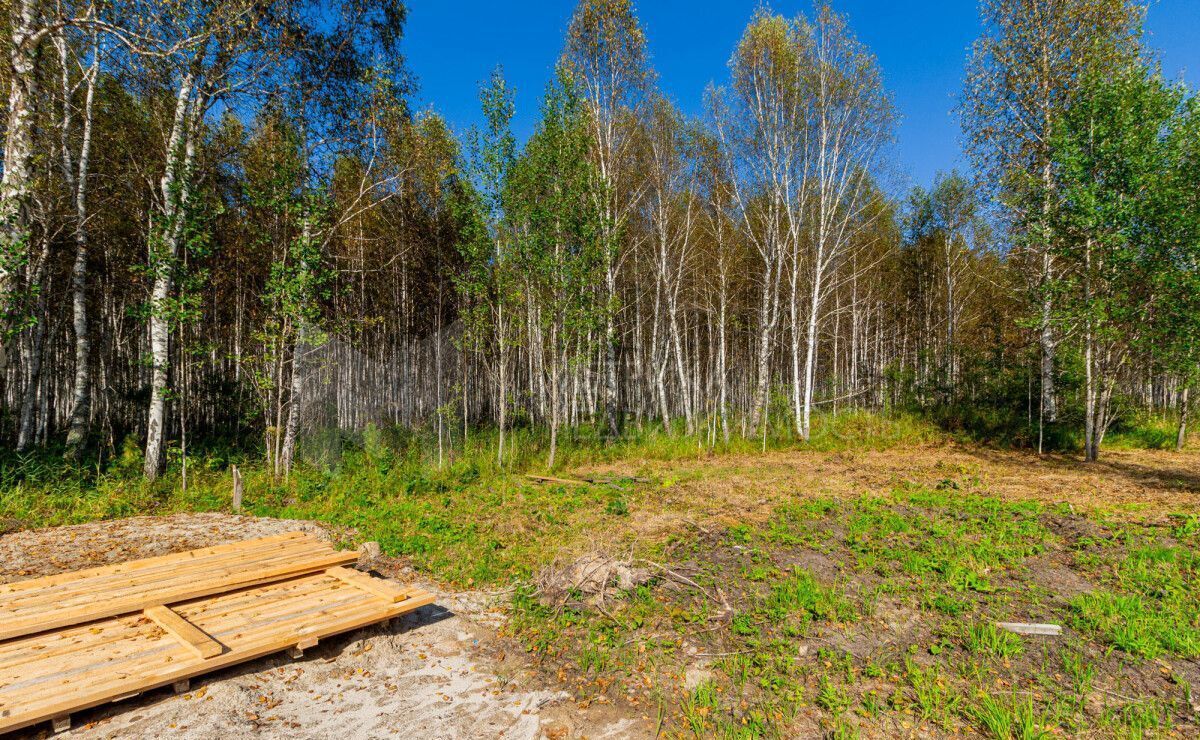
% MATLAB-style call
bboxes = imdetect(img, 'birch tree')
[962,0,1143,450]
[461,68,517,464]
[509,70,602,467]
[1160,96,1200,451]
[795,3,894,440]
[713,10,810,437]
[562,0,649,439]
[642,97,698,432]
[1049,61,1183,461]
[0,0,44,370]
[0,0,188,369]
[58,21,101,455]
[695,131,742,442]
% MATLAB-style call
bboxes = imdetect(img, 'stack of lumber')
[0,532,433,734]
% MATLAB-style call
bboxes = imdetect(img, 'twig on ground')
[695,649,756,658]
[805,635,865,662]
[1096,686,1140,703]
[637,559,729,614]
[682,518,713,535]
[526,474,589,486]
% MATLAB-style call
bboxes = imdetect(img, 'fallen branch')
[636,559,732,615]
[695,649,756,658]
[1096,686,1140,703]
[526,474,589,486]
[526,473,650,487]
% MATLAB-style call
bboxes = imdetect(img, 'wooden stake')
[232,465,243,512]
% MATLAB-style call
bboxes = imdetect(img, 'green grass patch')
[960,622,1025,660]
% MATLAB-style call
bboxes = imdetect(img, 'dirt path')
[0,514,649,740]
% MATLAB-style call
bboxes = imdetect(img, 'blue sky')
[402,1,1200,191]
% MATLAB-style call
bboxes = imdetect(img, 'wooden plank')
[0,577,350,701]
[0,532,309,593]
[0,535,328,607]
[0,548,359,638]
[325,566,415,603]
[143,605,223,659]
[0,572,436,734]
[8,578,437,711]
[0,578,340,688]
[0,541,332,619]
[0,580,325,673]
[0,547,359,641]
[997,622,1062,636]
[0,541,334,615]
[0,574,384,694]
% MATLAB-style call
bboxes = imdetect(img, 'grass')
[967,693,1056,740]
[1070,542,1200,659]
[496,479,1199,735]
[1104,411,1184,451]
[962,622,1025,660]
[1,409,1198,736]
[761,568,858,625]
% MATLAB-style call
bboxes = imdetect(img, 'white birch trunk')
[0,0,39,369]
[144,72,198,480]
[64,31,99,454]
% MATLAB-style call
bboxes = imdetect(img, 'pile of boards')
[0,531,433,734]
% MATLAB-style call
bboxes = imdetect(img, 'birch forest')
[1,0,1198,477]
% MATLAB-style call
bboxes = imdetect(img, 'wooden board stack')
[0,532,434,735]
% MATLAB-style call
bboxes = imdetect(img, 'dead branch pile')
[536,553,652,609]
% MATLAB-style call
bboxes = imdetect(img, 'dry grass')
[578,443,1200,548]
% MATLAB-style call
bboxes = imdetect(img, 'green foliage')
[816,675,851,714]
[967,692,1055,740]
[456,67,518,353]
[961,622,1024,660]
[762,568,856,624]
[605,495,629,516]
[1048,61,1186,351]
[1071,544,1200,658]
[507,67,605,347]
[1151,93,1200,385]
[1101,698,1170,738]
[905,660,960,726]
[1104,410,1180,451]
[829,488,1049,593]
[682,679,721,736]
[8,428,1200,736]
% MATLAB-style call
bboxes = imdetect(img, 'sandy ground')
[0,514,650,740]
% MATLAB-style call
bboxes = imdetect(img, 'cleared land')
[2,440,1199,737]
[535,444,1200,737]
